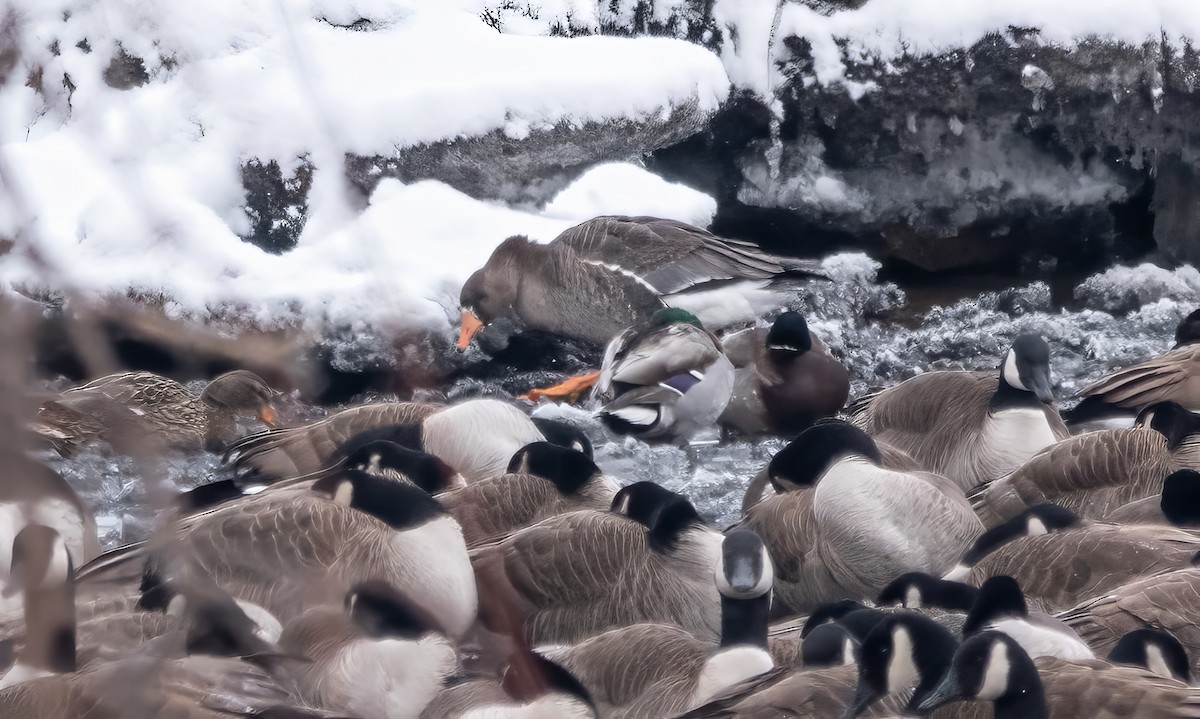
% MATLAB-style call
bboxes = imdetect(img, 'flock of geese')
[1,214,1199,718]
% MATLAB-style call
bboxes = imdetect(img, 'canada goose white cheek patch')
[976,642,1011,701]
[885,626,916,694]
[1025,517,1048,536]
[904,586,922,608]
[42,536,71,587]
[1145,643,1174,680]
[333,482,354,506]
[1002,351,1025,391]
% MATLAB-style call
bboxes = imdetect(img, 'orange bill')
[457,310,484,350]
[518,371,601,404]
[257,405,279,427]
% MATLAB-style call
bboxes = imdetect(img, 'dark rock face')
[102,47,148,90]
[240,159,313,254]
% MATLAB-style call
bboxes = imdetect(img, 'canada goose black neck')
[1138,401,1200,451]
[963,576,1028,635]
[336,424,426,456]
[716,529,772,650]
[767,420,882,490]
[175,478,246,514]
[649,496,705,550]
[348,581,443,640]
[961,504,1079,565]
[507,442,599,495]
[502,653,594,709]
[530,418,594,459]
[1175,308,1200,348]
[848,613,959,717]
[313,468,446,530]
[1107,628,1193,683]
[137,554,174,612]
[765,312,813,356]
[877,572,978,612]
[992,334,1055,409]
[1162,470,1200,526]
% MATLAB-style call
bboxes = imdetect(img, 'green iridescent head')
[650,307,703,329]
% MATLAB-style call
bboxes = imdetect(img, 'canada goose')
[538,529,775,718]
[1070,307,1200,421]
[970,401,1200,525]
[952,519,1200,613]
[281,581,457,719]
[849,334,1068,492]
[471,484,724,644]
[438,443,618,546]
[97,466,478,636]
[457,216,826,351]
[718,312,850,437]
[877,573,979,612]
[0,525,74,689]
[961,576,1093,661]
[798,622,858,668]
[739,434,924,514]
[1105,469,1200,527]
[1061,567,1200,676]
[0,454,98,624]
[942,504,1081,582]
[32,369,279,456]
[529,418,594,458]
[228,399,545,482]
[742,420,982,609]
[680,612,962,719]
[1109,629,1193,683]
[533,307,733,442]
[918,631,1200,719]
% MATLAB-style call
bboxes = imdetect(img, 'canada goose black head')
[998,334,1054,404]
[1137,401,1200,451]
[765,311,813,356]
[335,440,458,494]
[1162,469,1200,526]
[507,442,601,495]
[767,420,882,491]
[530,418,594,458]
[962,576,1028,636]
[347,580,446,640]
[1107,628,1192,683]
[843,612,959,718]
[960,504,1080,565]
[174,478,247,514]
[800,600,876,639]
[715,529,773,650]
[918,632,1046,717]
[877,572,979,612]
[648,495,706,551]
[610,481,677,527]
[312,468,447,530]
[1174,308,1200,348]
[801,622,857,668]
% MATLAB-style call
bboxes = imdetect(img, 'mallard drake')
[1069,307,1200,422]
[719,312,849,436]
[32,369,279,456]
[457,215,827,352]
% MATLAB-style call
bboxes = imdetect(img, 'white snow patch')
[543,163,718,227]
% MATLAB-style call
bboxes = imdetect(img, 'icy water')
[45,254,1200,548]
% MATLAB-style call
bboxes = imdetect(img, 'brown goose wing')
[1078,345,1200,411]
[972,428,1173,524]
[551,216,825,295]
[440,475,561,546]
[1037,656,1200,717]
[740,491,817,584]
[970,525,1200,613]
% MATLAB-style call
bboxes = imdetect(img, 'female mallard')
[32,370,279,456]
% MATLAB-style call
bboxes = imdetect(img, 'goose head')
[765,311,813,356]
[767,420,882,490]
[877,572,978,612]
[957,503,1079,567]
[508,442,602,495]
[801,622,857,668]
[1162,469,1200,527]
[335,440,461,493]
[200,370,280,426]
[1107,628,1192,683]
[312,468,447,530]
[999,334,1054,403]
[458,237,530,350]
[843,612,959,718]
[610,481,678,527]
[1174,307,1200,348]
[1137,401,1200,451]
[918,632,1047,718]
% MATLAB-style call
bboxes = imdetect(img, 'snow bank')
[0,0,729,332]
[543,162,717,227]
